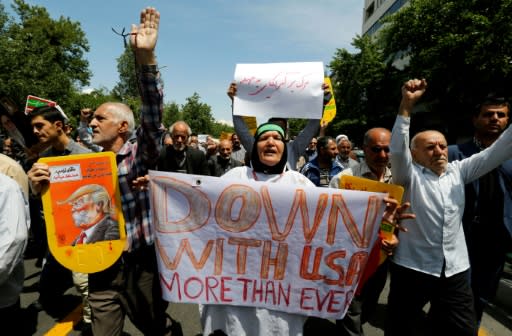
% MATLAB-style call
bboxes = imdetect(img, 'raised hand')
[402,78,427,102]
[130,7,160,65]
[227,82,237,102]
[399,78,427,116]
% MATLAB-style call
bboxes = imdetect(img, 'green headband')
[255,123,285,139]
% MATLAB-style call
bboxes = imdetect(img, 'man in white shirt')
[0,173,29,334]
[386,78,512,336]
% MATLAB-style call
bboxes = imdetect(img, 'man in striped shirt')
[81,8,177,336]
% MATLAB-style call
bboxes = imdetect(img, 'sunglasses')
[370,146,390,153]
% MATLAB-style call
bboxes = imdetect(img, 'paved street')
[19,255,512,336]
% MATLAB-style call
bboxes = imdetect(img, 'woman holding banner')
[200,122,314,336]
[199,122,411,336]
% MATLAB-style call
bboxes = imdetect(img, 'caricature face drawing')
[70,193,104,229]
[59,184,119,244]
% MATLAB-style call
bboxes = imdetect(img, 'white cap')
[336,134,349,144]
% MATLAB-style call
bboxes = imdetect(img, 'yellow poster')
[39,152,126,273]
[339,175,404,264]
[339,175,403,202]
[321,77,336,124]
[220,132,232,140]
[242,116,258,135]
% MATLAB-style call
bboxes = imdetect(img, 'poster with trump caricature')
[39,152,126,273]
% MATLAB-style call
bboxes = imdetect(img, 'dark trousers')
[385,263,477,336]
[38,253,73,311]
[468,234,511,323]
[336,260,389,336]
[0,299,21,335]
[89,244,170,336]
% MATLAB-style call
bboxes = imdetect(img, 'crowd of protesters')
[1,6,511,336]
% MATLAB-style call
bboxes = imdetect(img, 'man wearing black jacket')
[157,120,209,175]
[448,93,512,328]
[208,139,243,177]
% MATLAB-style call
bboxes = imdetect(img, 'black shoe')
[74,320,92,336]
[81,322,92,336]
[166,315,183,336]
[28,300,43,312]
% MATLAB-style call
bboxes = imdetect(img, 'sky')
[6,0,363,125]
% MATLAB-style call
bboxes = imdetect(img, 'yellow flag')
[242,116,258,135]
[321,77,336,124]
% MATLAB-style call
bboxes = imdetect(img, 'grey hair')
[169,121,192,136]
[103,103,135,134]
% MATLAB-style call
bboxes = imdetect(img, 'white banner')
[149,170,385,319]
[233,62,324,120]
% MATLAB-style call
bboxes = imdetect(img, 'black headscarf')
[250,123,288,174]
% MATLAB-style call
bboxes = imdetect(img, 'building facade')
[362,0,409,36]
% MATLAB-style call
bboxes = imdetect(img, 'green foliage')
[163,101,182,129]
[328,35,401,143]
[65,87,116,128]
[380,0,512,139]
[110,38,227,135]
[0,0,233,145]
[181,92,215,135]
[287,118,308,138]
[211,121,234,138]
[112,46,138,101]
[327,0,512,142]
[0,0,91,111]
[160,97,233,137]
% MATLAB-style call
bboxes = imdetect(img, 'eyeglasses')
[370,146,390,153]
[310,141,317,145]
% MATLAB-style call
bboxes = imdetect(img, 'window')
[365,2,375,21]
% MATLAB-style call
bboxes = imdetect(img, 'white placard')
[233,62,324,120]
[49,164,82,183]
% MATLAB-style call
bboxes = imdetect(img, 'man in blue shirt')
[300,136,343,187]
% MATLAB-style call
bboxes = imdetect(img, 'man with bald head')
[157,120,209,175]
[410,129,449,175]
[330,127,398,336]
[386,79,512,336]
[208,138,243,176]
